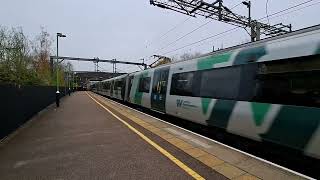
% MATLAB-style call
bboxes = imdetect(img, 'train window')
[113,81,117,89]
[168,55,320,108]
[152,69,169,95]
[118,80,124,88]
[237,63,258,101]
[139,77,151,93]
[103,82,109,90]
[253,55,320,107]
[127,76,134,97]
[110,81,114,93]
[199,66,241,99]
[114,80,123,90]
[170,72,195,96]
[106,82,110,90]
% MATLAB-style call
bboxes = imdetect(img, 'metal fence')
[0,85,66,139]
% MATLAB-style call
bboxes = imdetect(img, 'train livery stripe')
[250,102,271,126]
[206,100,236,129]
[204,98,320,152]
[197,52,231,70]
[233,46,267,65]
[201,98,211,115]
[261,106,320,150]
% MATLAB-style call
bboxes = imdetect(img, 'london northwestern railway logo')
[176,99,197,109]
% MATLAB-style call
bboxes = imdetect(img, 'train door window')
[139,77,151,93]
[106,82,110,90]
[160,72,168,94]
[103,82,108,91]
[170,72,195,96]
[110,81,114,93]
[199,66,241,99]
[113,81,117,90]
[152,73,160,93]
[127,76,134,96]
[152,70,169,95]
[114,81,118,90]
[117,80,123,90]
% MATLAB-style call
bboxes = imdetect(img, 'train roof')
[197,24,320,60]
[100,74,128,82]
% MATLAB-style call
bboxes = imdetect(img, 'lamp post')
[56,32,66,107]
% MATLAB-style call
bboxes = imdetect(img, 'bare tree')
[32,27,53,85]
[0,26,73,86]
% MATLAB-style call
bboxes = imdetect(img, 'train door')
[126,75,134,102]
[121,79,125,100]
[151,67,170,112]
[110,80,114,95]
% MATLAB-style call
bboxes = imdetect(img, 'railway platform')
[0,91,311,180]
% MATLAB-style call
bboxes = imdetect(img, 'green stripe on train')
[233,46,267,65]
[201,98,211,115]
[206,99,236,129]
[204,98,320,151]
[197,53,232,70]
[251,102,271,126]
[261,105,320,150]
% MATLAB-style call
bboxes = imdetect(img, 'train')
[91,25,320,159]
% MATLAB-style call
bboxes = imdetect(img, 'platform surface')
[0,91,228,180]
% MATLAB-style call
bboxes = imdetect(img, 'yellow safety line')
[86,92,205,180]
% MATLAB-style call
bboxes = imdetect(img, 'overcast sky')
[1,0,319,72]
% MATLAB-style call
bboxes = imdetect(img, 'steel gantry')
[50,56,148,73]
[150,0,292,41]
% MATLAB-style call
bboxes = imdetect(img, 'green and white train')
[91,25,320,159]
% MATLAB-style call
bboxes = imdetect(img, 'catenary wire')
[160,0,319,56]
[150,1,246,59]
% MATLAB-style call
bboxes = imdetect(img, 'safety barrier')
[0,85,67,139]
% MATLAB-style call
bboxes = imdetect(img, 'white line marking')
[165,128,212,149]
[92,93,316,180]
[189,139,212,149]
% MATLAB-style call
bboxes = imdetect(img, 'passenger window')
[106,82,110,90]
[199,66,241,99]
[170,72,195,96]
[253,56,320,107]
[103,82,108,90]
[116,80,123,90]
[139,77,151,93]
[113,81,118,90]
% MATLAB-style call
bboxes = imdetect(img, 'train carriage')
[92,25,320,159]
[95,74,128,101]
